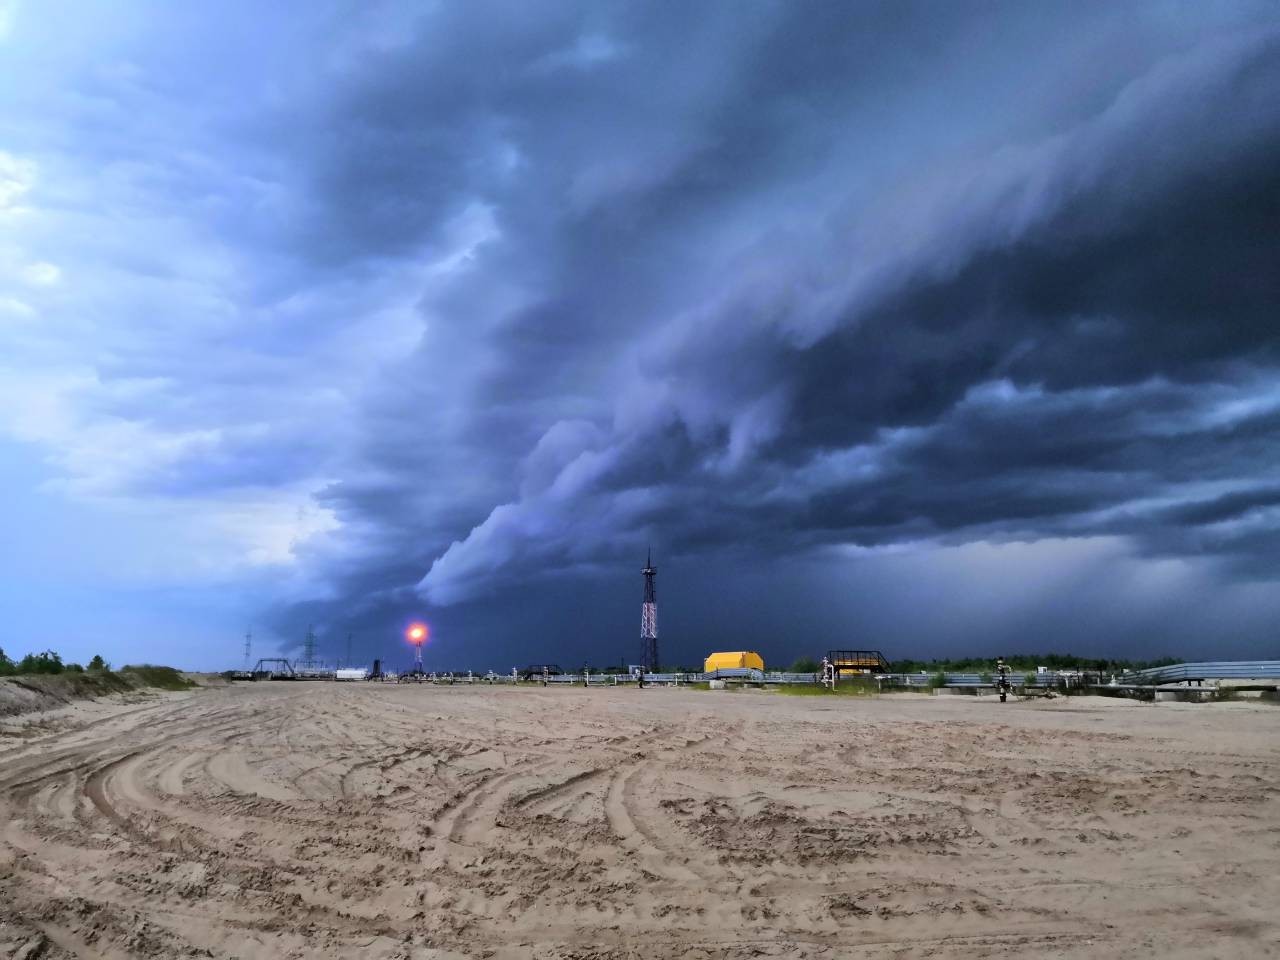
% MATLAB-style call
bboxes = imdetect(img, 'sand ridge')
[1,683,1278,958]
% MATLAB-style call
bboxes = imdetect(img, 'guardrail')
[413,671,1063,687]
[476,670,1050,686]
[1119,661,1280,684]
[380,662,1280,689]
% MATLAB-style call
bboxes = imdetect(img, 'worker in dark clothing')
[995,658,1012,702]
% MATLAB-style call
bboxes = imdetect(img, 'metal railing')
[1119,661,1280,684]
[368,662,1280,689]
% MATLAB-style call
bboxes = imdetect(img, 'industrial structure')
[640,550,659,673]
[519,664,563,680]
[249,658,295,679]
[704,651,765,673]
[407,623,428,675]
[826,649,890,677]
[295,625,330,677]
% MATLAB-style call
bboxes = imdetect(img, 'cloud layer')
[3,2,1279,666]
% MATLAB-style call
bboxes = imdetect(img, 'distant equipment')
[336,668,368,681]
[295,625,332,677]
[251,658,295,680]
[826,650,889,677]
[406,622,428,675]
[640,550,659,673]
[520,664,562,681]
[704,651,765,673]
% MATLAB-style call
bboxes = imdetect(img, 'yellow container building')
[703,651,765,673]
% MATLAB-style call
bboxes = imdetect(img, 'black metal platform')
[826,650,889,675]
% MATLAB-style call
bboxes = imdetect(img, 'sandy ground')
[1,684,1278,959]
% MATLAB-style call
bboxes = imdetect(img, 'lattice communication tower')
[640,551,658,673]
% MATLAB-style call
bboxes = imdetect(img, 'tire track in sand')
[605,762,704,884]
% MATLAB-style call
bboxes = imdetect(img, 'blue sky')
[2,1,1279,671]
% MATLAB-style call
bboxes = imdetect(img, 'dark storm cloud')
[10,1,1276,663]
[332,17,1275,602]
[247,4,1280,665]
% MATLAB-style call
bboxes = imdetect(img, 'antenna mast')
[640,550,658,673]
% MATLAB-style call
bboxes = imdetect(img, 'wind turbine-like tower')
[640,551,658,673]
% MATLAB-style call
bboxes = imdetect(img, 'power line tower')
[243,627,252,670]
[640,550,658,673]
[296,624,324,675]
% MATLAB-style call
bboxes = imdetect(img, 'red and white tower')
[640,551,658,673]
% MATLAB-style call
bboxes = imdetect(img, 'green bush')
[119,665,194,691]
[17,651,64,675]
[789,657,821,673]
[0,650,192,691]
[929,671,947,689]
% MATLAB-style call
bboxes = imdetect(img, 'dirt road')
[1,683,1278,958]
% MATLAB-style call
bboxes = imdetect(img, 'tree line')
[784,653,1182,673]
[880,653,1182,674]
[0,648,110,677]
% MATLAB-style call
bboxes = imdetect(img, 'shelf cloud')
[3,2,1279,666]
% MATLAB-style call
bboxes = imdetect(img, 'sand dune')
[1,683,1278,958]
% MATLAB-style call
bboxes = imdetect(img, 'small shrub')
[119,665,195,691]
[928,671,947,689]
